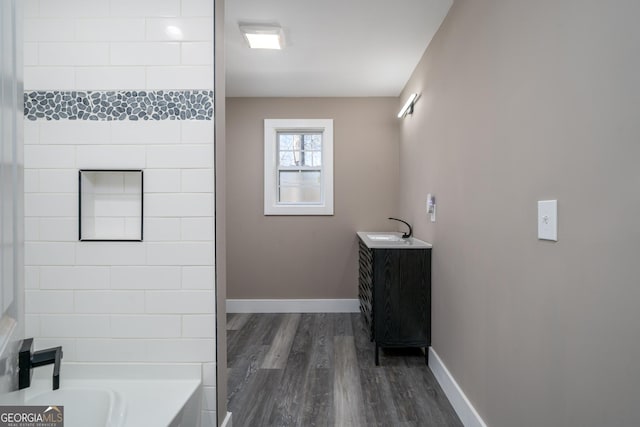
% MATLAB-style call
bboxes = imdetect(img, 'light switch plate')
[537,200,557,241]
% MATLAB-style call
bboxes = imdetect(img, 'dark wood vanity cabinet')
[358,237,431,365]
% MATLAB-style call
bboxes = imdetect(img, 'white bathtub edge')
[221,411,232,427]
[32,362,202,381]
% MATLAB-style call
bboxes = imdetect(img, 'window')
[264,119,334,215]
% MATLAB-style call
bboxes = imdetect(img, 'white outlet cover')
[537,200,557,241]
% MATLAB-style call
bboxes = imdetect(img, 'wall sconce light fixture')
[398,93,419,118]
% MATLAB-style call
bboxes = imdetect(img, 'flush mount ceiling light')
[239,24,285,50]
[398,93,419,118]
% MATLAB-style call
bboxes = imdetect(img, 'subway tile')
[35,339,77,362]
[39,170,77,193]
[202,386,217,411]
[76,243,146,266]
[40,266,110,289]
[110,0,180,17]
[144,218,181,241]
[25,315,40,337]
[76,19,146,41]
[40,315,110,338]
[146,66,213,90]
[142,169,181,193]
[146,145,212,168]
[39,42,110,66]
[25,218,40,241]
[24,0,39,18]
[145,194,213,217]
[25,242,75,266]
[182,266,214,289]
[24,121,39,145]
[25,267,40,289]
[39,218,77,242]
[110,266,181,290]
[111,42,180,66]
[76,339,146,362]
[76,145,145,169]
[145,290,214,313]
[181,42,213,65]
[180,121,213,144]
[74,290,145,314]
[25,194,77,217]
[181,0,213,17]
[110,120,181,145]
[75,67,146,90]
[181,218,213,241]
[39,120,110,145]
[183,315,215,338]
[25,290,74,313]
[111,315,181,338]
[24,19,75,42]
[181,169,214,193]
[145,339,215,362]
[146,18,213,41]
[147,242,213,266]
[24,43,38,66]
[25,145,76,169]
[201,362,216,386]
[39,0,109,18]
[24,170,39,193]
[24,67,75,91]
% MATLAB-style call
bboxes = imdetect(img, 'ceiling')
[225,0,453,97]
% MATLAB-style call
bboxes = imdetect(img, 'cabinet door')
[374,249,430,346]
[358,240,374,339]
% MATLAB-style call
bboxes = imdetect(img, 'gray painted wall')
[399,0,640,425]
[226,97,399,300]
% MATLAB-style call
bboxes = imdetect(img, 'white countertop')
[357,231,432,249]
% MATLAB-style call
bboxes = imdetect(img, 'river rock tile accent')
[24,90,214,121]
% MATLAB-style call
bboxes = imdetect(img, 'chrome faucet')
[388,217,413,239]
[18,338,63,390]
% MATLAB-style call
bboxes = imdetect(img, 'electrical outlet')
[538,200,557,241]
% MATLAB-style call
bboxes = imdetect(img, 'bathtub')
[0,363,202,427]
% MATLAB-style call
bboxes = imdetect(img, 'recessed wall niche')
[79,170,143,241]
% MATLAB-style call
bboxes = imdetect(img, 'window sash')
[276,132,323,204]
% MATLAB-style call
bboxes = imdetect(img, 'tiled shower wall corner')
[23,1,217,425]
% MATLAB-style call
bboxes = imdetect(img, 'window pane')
[279,186,321,203]
[279,170,321,186]
[304,134,321,150]
[279,151,296,167]
[278,134,294,150]
[301,151,322,167]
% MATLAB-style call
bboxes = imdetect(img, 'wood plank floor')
[227,313,463,427]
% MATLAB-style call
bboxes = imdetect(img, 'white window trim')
[264,119,334,215]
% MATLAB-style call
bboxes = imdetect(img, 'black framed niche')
[79,170,143,242]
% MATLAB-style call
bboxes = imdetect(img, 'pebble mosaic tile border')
[24,90,214,121]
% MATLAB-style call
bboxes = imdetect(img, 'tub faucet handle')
[18,338,63,391]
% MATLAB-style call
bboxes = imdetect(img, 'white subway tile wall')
[24,1,216,424]
[24,1,214,91]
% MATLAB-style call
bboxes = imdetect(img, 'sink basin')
[358,232,432,249]
[366,234,403,242]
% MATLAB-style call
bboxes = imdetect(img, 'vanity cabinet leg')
[425,347,428,366]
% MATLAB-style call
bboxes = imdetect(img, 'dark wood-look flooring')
[227,313,463,427]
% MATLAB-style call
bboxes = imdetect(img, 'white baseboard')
[429,348,487,427]
[226,299,360,313]
[221,412,232,427]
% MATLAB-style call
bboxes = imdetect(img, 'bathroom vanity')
[357,232,432,365]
